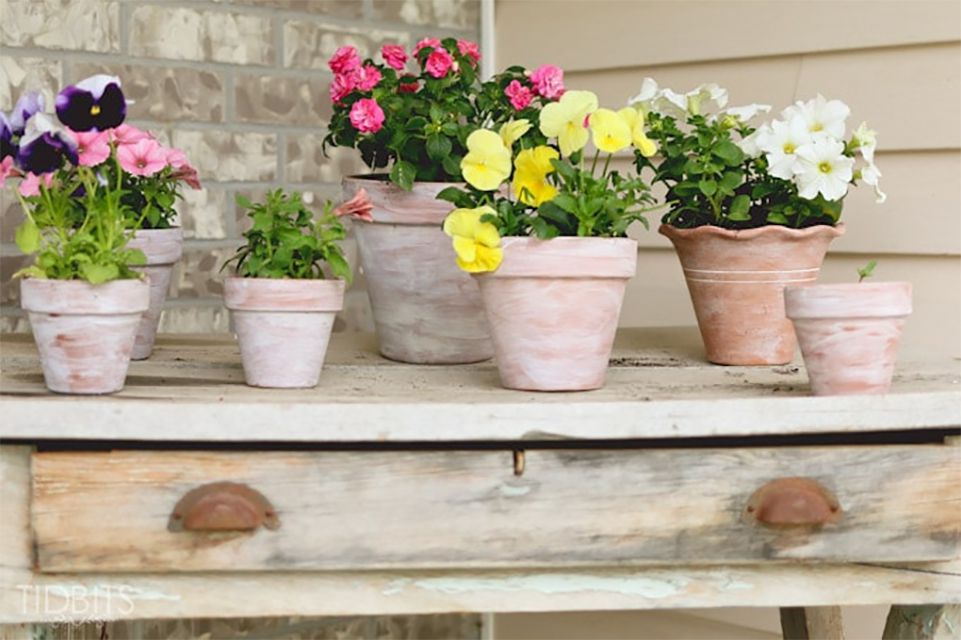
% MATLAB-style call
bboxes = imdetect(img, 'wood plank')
[882,605,961,639]
[31,446,961,572]
[1,330,959,443]
[780,607,844,639]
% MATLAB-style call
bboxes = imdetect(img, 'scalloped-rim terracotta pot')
[224,277,345,388]
[127,226,184,360]
[342,176,493,365]
[660,223,845,365]
[474,237,637,392]
[21,278,149,394]
[785,282,912,395]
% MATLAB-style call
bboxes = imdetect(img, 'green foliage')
[857,260,878,282]
[14,164,146,284]
[636,112,840,229]
[224,190,351,282]
[324,43,551,190]
[119,168,179,229]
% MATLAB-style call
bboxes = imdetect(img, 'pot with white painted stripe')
[659,223,845,365]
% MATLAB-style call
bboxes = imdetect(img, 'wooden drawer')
[31,446,961,573]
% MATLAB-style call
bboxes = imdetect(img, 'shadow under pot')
[342,176,493,365]
[474,237,637,392]
[20,278,149,394]
[785,282,912,395]
[223,277,345,388]
[127,226,184,360]
[659,223,845,366]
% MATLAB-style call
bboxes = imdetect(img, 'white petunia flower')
[721,103,772,123]
[628,77,659,111]
[781,94,850,139]
[852,121,877,163]
[793,137,855,201]
[860,162,886,204]
[737,124,767,159]
[634,82,730,118]
[756,116,812,180]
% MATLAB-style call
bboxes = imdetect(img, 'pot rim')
[342,175,459,226]
[477,236,638,280]
[20,277,150,315]
[659,222,845,242]
[223,276,345,312]
[343,174,462,187]
[785,281,912,319]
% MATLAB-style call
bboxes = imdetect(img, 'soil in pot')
[21,278,149,394]
[660,223,845,366]
[224,277,345,388]
[127,227,184,360]
[785,282,912,395]
[343,176,492,365]
[475,237,637,391]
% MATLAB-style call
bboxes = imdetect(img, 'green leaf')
[15,220,41,254]
[13,265,47,279]
[126,249,147,266]
[698,179,717,197]
[426,134,452,162]
[389,160,417,191]
[728,194,751,220]
[718,171,742,195]
[766,211,789,224]
[713,140,744,166]
[81,263,119,284]
[857,260,877,282]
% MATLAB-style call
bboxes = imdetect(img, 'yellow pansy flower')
[499,119,532,147]
[539,90,598,156]
[617,107,658,157]
[589,108,631,154]
[512,146,559,206]
[442,206,503,273]
[461,129,511,191]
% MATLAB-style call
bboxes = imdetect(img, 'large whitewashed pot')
[127,227,183,359]
[223,277,345,388]
[474,237,637,391]
[342,176,493,364]
[21,278,149,394]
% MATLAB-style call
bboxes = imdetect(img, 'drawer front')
[32,446,961,572]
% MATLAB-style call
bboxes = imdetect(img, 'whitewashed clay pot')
[474,237,637,391]
[20,278,149,394]
[127,227,184,359]
[342,176,493,364]
[223,277,345,388]
[660,223,845,366]
[785,282,912,395]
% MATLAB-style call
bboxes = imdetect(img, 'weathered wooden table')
[1,329,959,639]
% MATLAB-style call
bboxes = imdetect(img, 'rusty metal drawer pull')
[168,482,280,532]
[744,477,842,527]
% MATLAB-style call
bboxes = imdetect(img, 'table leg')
[780,606,845,639]
[882,605,960,639]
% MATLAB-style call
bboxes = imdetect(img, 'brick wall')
[0,0,481,334]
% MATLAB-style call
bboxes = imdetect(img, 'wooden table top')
[1,328,959,443]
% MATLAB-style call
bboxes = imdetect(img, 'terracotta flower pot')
[20,278,149,394]
[223,277,345,388]
[474,237,637,391]
[127,226,184,360]
[342,176,493,364]
[785,282,912,395]
[659,223,845,365]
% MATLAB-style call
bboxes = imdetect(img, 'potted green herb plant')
[785,261,911,395]
[438,90,660,391]
[4,85,148,394]
[222,189,356,389]
[630,79,884,365]
[327,38,564,364]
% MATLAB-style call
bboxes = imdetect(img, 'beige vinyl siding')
[496,0,961,356]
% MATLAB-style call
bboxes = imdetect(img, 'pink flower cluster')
[503,64,566,112]
[328,46,383,104]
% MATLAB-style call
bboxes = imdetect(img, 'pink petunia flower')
[165,147,189,169]
[425,47,454,78]
[381,44,408,70]
[457,40,481,65]
[529,64,565,100]
[117,138,168,177]
[171,162,202,190]
[333,188,374,223]
[328,46,361,75]
[413,38,441,56]
[349,98,385,134]
[0,156,16,187]
[19,172,54,197]
[356,64,382,92]
[110,123,153,145]
[505,80,534,111]
[70,129,112,167]
[329,73,356,104]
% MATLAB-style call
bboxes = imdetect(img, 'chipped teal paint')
[384,574,684,599]
[497,483,531,497]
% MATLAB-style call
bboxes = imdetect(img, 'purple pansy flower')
[55,75,126,132]
[16,113,78,174]
[0,113,15,160]
[8,91,45,135]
